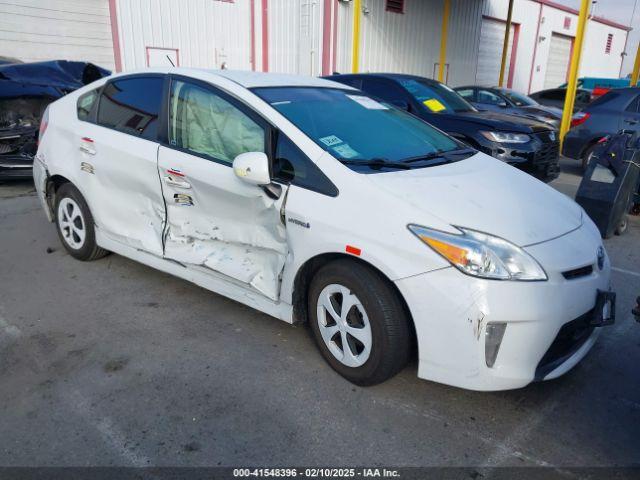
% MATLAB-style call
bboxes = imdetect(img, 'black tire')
[615,214,628,236]
[581,144,597,173]
[54,183,109,261]
[308,259,411,386]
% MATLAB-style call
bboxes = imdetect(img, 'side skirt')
[96,230,294,323]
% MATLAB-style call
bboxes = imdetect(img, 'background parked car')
[563,87,640,171]
[529,87,592,112]
[327,73,560,182]
[454,86,562,128]
[0,60,110,180]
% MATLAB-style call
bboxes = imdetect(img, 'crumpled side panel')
[163,183,288,301]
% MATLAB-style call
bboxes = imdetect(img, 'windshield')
[500,89,537,107]
[253,87,467,170]
[398,79,475,113]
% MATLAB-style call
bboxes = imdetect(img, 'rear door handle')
[163,174,191,189]
[624,118,638,125]
[79,137,96,155]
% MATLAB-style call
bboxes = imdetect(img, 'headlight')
[408,225,547,281]
[480,131,531,143]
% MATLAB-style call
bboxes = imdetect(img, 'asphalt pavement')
[0,157,639,469]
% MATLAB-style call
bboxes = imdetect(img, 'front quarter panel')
[278,166,452,305]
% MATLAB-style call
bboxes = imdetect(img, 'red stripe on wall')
[507,23,520,88]
[250,0,256,71]
[108,0,123,72]
[332,0,338,73]
[322,0,332,75]
[261,0,269,72]
[527,3,543,94]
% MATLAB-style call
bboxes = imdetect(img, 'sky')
[555,0,639,76]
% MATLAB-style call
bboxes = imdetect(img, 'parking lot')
[0,157,639,469]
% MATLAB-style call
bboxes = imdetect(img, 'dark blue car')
[563,87,640,171]
[454,86,563,128]
[327,73,560,182]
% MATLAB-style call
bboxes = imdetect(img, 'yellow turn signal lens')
[419,235,469,267]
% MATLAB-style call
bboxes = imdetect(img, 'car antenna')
[166,55,175,67]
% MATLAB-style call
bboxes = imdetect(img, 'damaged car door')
[78,75,166,255]
[157,77,288,301]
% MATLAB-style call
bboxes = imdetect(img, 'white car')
[33,68,615,391]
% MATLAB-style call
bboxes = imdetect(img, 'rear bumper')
[395,222,611,391]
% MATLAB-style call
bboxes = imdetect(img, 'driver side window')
[168,79,265,165]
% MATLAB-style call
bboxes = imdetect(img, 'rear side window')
[273,134,337,196]
[97,76,164,140]
[456,89,475,101]
[77,89,99,121]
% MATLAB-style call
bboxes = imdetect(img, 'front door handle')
[164,175,191,189]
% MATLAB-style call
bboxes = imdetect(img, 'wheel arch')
[291,252,417,354]
[43,174,73,219]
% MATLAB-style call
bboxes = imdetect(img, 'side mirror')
[390,99,410,111]
[233,152,271,186]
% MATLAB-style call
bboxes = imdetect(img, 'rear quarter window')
[77,89,99,121]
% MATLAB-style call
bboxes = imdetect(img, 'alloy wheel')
[316,284,372,367]
[57,197,86,250]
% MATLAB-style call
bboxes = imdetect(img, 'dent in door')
[164,182,289,301]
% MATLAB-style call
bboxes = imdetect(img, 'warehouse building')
[0,0,632,92]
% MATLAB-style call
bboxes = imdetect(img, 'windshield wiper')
[339,158,412,170]
[403,148,476,164]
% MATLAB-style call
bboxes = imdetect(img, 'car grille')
[562,265,594,280]
[533,132,560,165]
[534,309,595,380]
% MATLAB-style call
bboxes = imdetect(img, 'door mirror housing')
[233,152,271,186]
[390,99,410,111]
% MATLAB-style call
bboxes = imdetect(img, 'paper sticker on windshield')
[319,135,343,147]
[346,95,389,110]
[333,144,359,159]
[423,98,446,112]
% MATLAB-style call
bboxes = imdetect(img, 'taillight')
[570,112,590,128]
[37,107,49,146]
[592,87,610,98]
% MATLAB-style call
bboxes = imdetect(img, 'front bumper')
[395,223,611,391]
[476,131,560,182]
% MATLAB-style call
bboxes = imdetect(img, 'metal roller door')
[544,34,573,89]
[475,17,515,86]
[0,0,115,70]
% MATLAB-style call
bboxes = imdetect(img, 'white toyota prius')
[33,68,615,391]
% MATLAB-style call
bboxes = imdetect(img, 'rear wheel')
[308,260,411,386]
[55,183,108,261]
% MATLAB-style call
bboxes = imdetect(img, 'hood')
[454,110,553,133]
[367,153,582,246]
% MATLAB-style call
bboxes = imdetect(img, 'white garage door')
[475,17,515,87]
[0,0,115,70]
[544,34,572,89]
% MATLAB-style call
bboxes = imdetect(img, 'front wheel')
[54,183,108,261]
[308,260,411,386]
[581,144,598,173]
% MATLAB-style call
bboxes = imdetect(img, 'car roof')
[199,69,351,89]
[331,72,439,84]
[109,67,353,90]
